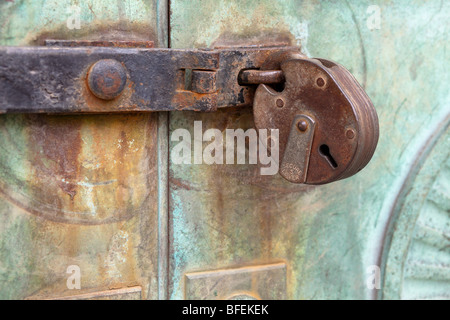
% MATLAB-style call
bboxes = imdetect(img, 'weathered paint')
[0,0,159,46]
[0,0,165,300]
[0,113,157,224]
[382,121,449,299]
[168,0,450,299]
[185,263,287,300]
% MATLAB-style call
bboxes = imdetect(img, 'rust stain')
[28,115,82,201]
[0,112,157,225]
[169,177,198,191]
[171,91,218,112]
[45,40,154,48]
[211,31,295,49]
[29,22,157,47]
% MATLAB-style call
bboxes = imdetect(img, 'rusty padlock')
[251,51,379,184]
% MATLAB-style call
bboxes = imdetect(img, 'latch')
[0,40,379,185]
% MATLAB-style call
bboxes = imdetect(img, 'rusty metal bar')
[0,45,299,114]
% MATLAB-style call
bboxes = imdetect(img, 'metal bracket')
[0,41,299,114]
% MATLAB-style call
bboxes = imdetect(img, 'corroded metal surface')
[0,0,164,300]
[87,59,128,100]
[45,40,154,48]
[168,106,317,300]
[253,56,379,184]
[0,112,160,299]
[169,0,450,300]
[0,113,157,225]
[185,263,287,300]
[0,45,299,113]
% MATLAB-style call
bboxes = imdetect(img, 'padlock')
[252,51,379,184]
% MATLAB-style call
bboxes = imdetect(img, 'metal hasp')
[0,42,299,113]
[0,41,379,185]
[279,115,316,183]
[253,51,379,184]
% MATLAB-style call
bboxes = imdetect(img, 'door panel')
[0,0,166,300]
[168,0,450,299]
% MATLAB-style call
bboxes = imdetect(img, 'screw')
[346,129,355,139]
[297,120,308,132]
[276,98,284,108]
[87,59,127,100]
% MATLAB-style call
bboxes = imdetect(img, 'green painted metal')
[0,0,448,300]
[382,122,449,299]
[0,0,167,300]
[168,0,450,299]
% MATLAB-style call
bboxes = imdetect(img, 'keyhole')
[319,144,338,168]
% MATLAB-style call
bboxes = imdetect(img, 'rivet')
[346,129,355,139]
[87,59,127,100]
[297,120,308,132]
[276,98,284,108]
[316,77,325,87]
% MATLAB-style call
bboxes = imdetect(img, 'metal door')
[0,0,448,300]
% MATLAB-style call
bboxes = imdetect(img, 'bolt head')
[87,59,127,100]
[346,129,355,139]
[297,120,308,132]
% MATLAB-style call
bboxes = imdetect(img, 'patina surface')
[382,121,449,299]
[168,0,450,300]
[0,0,164,300]
[0,45,302,113]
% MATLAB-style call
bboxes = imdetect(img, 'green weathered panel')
[0,0,165,300]
[382,123,449,299]
[169,0,450,299]
[0,0,159,46]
